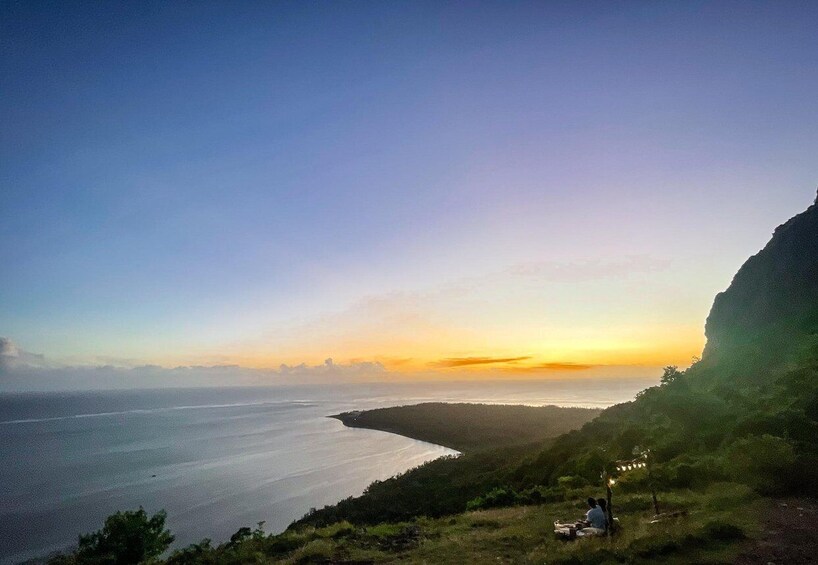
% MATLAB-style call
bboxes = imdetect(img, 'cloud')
[276,358,386,378]
[502,362,596,372]
[0,339,390,391]
[374,357,414,367]
[506,256,670,282]
[429,356,531,368]
[427,357,596,371]
[0,337,48,373]
[0,337,19,371]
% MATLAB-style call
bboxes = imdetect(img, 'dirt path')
[733,498,818,564]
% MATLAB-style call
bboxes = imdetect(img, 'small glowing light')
[608,478,616,486]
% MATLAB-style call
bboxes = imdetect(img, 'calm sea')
[0,379,653,563]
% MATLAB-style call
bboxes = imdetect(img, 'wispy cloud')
[429,356,531,368]
[505,256,670,282]
[0,339,389,391]
[502,362,596,372]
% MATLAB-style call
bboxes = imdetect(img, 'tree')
[660,365,681,385]
[73,507,174,564]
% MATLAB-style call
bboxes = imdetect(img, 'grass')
[274,482,762,564]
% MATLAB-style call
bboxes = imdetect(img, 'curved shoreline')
[328,402,602,454]
[329,411,462,454]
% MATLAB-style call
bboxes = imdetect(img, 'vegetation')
[332,403,601,452]
[51,484,763,564]
[47,194,818,562]
[49,508,173,565]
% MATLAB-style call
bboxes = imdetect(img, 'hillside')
[331,403,601,452]
[285,189,818,559]
[47,191,818,563]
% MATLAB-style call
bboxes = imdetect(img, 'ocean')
[0,379,654,563]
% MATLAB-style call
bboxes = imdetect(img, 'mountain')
[703,189,818,375]
[46,191,818,563]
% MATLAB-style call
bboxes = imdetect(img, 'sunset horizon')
[4,2,817,389]
[2,3,817,563]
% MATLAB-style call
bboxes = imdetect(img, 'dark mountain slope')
[703,190,818,375]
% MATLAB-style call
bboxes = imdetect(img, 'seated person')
[554,497,608,537]
[596,498,608,526]
[579,497,607,535]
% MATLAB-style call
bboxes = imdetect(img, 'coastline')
[328,411,463,454]
[328,402,602,454]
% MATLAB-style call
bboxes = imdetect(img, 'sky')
[1,1,817,390]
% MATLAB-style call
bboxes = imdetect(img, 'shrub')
[465,487,518,510]
[557,475,586,490]
[67,507,174,565]
[725,434,797,494]
[165,539,214,565]
[701,520,745,542]
[518,485,564,504]
[291,539,335,564]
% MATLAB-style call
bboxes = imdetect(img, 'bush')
[64,507,174,565]
[701,520,745,542]
[557,475,586,490]
[466,487,517,510]
[725,434,797,494]
[518,485,565,504]
[612,494,653,513]
[291,539,335,564]
[165,540,215,565]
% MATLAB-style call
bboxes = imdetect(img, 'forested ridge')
[331,403,601,452]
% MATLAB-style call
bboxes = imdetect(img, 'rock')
[702,190,818,374]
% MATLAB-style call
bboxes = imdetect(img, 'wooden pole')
[602,469,614,536]
[646,454,660,516]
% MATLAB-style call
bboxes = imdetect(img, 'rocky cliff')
[702,189,818,373]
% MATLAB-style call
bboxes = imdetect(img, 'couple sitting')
[580,497,608,535]
[554,497,609,538]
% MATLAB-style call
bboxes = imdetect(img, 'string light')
[615,457,649,475]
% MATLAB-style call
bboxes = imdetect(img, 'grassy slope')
[180,483,762,564]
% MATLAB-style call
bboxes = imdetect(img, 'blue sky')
[1,1,816,386]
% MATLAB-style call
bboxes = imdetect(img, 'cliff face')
[702,189,818,371]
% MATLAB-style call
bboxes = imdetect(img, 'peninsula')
[330,402,601,453]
